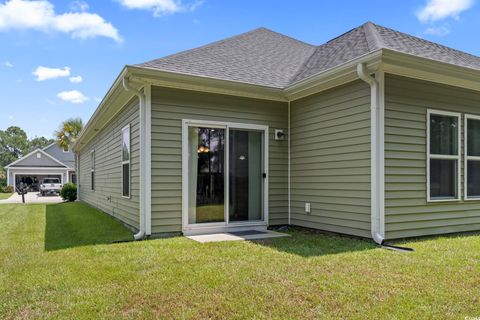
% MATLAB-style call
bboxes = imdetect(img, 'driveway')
[0,192,63,204]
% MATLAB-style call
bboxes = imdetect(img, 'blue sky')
[0,0,478,139]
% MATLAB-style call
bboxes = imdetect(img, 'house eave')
[127,65,287,102]
[73,49,480,153]
[381,48,480,93]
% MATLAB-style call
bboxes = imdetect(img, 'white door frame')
[182,119,269,235]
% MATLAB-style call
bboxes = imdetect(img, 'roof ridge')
[257,27,315,47]
[363,21,384,51]
[136,27,314,67]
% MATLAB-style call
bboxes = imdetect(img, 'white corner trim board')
[357,63,385,245]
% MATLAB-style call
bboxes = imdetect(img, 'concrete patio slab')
[186,230,289,243]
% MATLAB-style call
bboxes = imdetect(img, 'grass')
[0,192,13,200]
[195,204,224,222]
[0,203,479,319]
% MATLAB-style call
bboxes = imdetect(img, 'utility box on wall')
[275,129,286,140]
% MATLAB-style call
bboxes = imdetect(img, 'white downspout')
[357,63,385,245]
[123,77,146,240]
[288,100,291,225]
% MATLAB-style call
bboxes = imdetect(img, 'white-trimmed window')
[465,114,480,199]
[91,150,95,191]
[121,125,131,198]
[427,110,461,201]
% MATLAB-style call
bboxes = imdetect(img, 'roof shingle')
[136,22,480,88]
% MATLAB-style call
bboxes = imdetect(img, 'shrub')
[60,183,77,202]
[1,185,13,193]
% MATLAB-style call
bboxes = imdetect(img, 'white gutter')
[356,63,385,245]
[122,77,147,240]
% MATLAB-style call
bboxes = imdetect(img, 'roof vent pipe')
[122,77,146,240]
[357,63,385,245]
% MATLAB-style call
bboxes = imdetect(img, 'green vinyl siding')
[385,74,480,239]
[151,86,288,233]
[290,80,372,238]
[78,98,140,229]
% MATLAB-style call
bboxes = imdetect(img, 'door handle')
[262,173,267,179]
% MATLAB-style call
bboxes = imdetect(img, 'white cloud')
[0,0,122,42]
[417,0,474,23]
[69,0,89,12]
[94,97,102,102]
[69,75,83,83]
[2,61,13,67]
[117,0,203,16]
[8,115,14,120]
[424,25,451,36]
[33,66,70,81]
[57,90,89,103]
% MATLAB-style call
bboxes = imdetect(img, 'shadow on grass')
[254,227,376,257]
[45,202,133,251]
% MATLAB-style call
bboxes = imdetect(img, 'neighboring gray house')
[73,22,480,243]
[6,143,76,191]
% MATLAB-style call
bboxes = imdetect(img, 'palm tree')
[55,118,83,151]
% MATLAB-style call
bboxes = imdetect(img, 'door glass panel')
[188,127,225,224]
[229,129,263,222]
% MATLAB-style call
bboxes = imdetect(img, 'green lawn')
[0,192,13,200]
[1,203,479,319]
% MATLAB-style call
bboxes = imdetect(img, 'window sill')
[464,197,480,201]
[427,197,461,203]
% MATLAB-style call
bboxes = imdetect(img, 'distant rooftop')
[136,22,480,88]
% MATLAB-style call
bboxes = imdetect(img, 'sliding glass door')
[185,121,267,228]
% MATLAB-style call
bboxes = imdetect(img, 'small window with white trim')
[465,114,480,199]
[91,150,95,191]
[121,125,130,198]
[427,110,461,201]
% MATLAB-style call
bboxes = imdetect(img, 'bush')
[1,185,13,193]
[60,183,77,202]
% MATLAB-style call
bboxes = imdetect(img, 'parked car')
[40,178,62,196]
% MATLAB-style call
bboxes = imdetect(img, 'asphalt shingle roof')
[136,22,480,88]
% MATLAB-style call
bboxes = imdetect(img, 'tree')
[0,126,30,168]
[29,136,55,151]
[55,118,83,150]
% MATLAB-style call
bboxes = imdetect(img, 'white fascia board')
[7,167,72,170]
[127,65,286,102]
[382,49,480,93]
[73,67,129,153]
